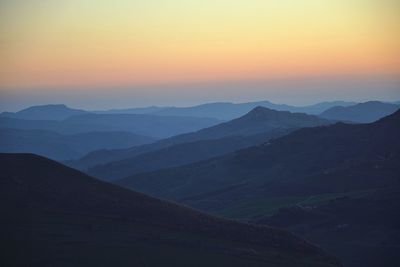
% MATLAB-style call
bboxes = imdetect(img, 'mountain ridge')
[69,106,330,172]
[319,101,400,123]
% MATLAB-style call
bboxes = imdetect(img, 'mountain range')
[319,101,400,123]
[0,128,155,160]
[0,104,88,120]
[0,153,340,267]
[2,100,399,266]
[135,100,356,120]
[117,108,400,213]
[0,113,220,138]
[115,108,400,266]
[1,100,356,121]
[69,107,330,177]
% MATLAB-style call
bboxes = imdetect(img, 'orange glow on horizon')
[0,0,399,90]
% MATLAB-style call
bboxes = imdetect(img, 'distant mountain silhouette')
[0,113,220,138]
[319,101,400,123]
[1,100,355,122]
[0,104,88,120]
[69,107,330,172]
[93,106,169,114]
[0,128,155,160]
[152,101,356,120]
[116,109,400,267]
[0,153,339,267]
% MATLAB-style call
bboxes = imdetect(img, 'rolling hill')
[0,153,339,267]
[0,128,156,160]
[87,131,289,181]
[319,101,400,123]
[0,113,220,138]
[69,107,330,172]
[117,108,400,212]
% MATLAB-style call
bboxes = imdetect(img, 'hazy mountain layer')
[0,104,88,120]
[69,107,330,171]
[0,113,220,138]
[319,101,400,123]
[117,109,400,212]
[152,101,356,120]
[0,128,156,160]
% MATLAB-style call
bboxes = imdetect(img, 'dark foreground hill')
[117,109,400,266]
[69,107,329,172]
[256,187,400,267]
[0,153,339,267]
[319,101,400,123]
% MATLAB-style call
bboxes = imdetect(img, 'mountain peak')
[320,101,400,123]
[1,104,88,120]
[246,106,278,117]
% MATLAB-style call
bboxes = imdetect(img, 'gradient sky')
[0,0,399,111]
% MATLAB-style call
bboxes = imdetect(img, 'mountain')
[68,107,330,172]
[301,101,357,114]
[0,101,355,122]
[93,106,169,114]
[0,104,88,120]
[152,101,356,120]
[0,128,156,160]
[116,109,400,267]
[117,108,400,213]
[0,153,339,267]
[87,132,289,181]
[319,101,400,123]
[0,113,220,138]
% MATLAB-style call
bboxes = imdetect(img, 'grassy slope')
[0,153,339,267]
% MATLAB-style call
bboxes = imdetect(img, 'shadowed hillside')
[69,107,330,172]
[117,109,400,209]
[0,153,339,267]
[87,131,289,181]
[116,109,400,267]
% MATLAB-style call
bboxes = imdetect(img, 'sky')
[0,0,399,111]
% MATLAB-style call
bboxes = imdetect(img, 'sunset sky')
[0,0,399,110]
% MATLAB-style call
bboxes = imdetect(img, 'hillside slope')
[0,153,339,267]
[70,107,329,171]
[117,108,400,216]
[116,109,400,267]
[319,101,399,123]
